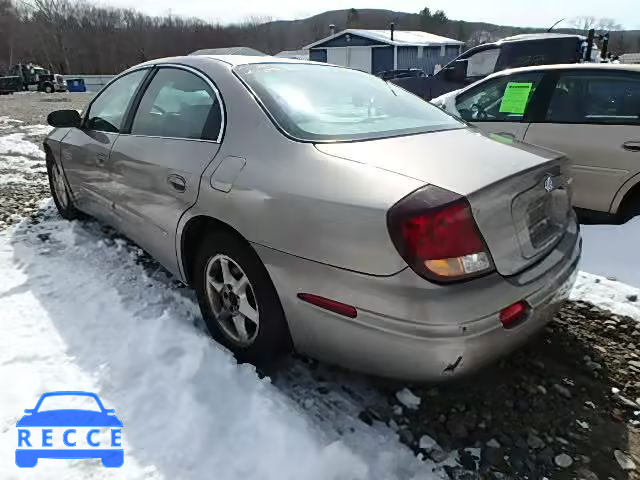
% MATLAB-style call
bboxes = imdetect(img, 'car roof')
[139,54,321,69]
[486,62,640,79]
[39,391,99,398]
[498,33,586,43]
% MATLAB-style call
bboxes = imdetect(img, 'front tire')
[193,231,291,365]
[46,152,79,220]
[43,83,54,94]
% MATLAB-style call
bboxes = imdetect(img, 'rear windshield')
[235,63,463,142]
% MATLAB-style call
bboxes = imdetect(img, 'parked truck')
[4,63,67,93]
[0,75,21,94]
[392,31,608,100]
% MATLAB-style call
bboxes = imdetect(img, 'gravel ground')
[1,93,639,479]
[0,92,93,229]
[0,91,93,125]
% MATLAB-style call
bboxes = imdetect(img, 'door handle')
[96,153,107,166]
[622,141,640,152]
[167,174,186,192]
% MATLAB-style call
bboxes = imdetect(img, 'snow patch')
[0,154,44,171]
[0,173,29,184]
[0,116,24,124]
[0,208,443,479]
[0,133,45,158]
[571,272,640,322]
[19,124,54,137]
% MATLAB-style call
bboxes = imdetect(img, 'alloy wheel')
[204,254,259,346]
[50,160,69,209]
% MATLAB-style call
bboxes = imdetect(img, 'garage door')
[348,47,371,73]
[327,49,348,67]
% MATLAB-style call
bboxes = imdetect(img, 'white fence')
[620,53,640,64]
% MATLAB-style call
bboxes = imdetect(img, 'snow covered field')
[0,205,451,479]
[0,114,639,479]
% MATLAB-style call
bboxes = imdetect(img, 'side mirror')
[104,409,115,414]
[443,59,468,83]
[47,109,81,128]
[24,409,34,414]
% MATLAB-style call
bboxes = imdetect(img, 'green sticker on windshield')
[499,82,533,115]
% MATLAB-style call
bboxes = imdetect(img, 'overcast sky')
[88,0,638,30]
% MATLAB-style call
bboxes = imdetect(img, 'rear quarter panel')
[188,134,422,276]
[179,58,423,276]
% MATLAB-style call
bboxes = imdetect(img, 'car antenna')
[547,18,566,32]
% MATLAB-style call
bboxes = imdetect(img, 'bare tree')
[571,16,598,31]
[571,16,621,32]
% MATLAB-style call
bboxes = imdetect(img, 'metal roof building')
[275,49,309,60]
[190,47,266,56]
[304,28,464,75]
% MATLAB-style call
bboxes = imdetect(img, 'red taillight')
[500,301,528,328]
[297,293,357,318]
[388,186,494,282]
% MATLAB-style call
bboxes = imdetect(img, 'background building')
[305,27,464,75]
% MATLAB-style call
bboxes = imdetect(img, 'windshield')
[37,395,102,412]
[235,63,463,142]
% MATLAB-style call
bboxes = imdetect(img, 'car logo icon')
[15,391,123,468]
[544,176,555,192]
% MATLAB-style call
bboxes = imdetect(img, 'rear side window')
[86,69,148,133]
[496,39,581,71]
[131,68,223,140]
[546,71,640,125]
[465,48,500,79]
[455,72,544,122]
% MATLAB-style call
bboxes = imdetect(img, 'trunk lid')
[315,128,572,276]
[468,158,573,276]
[314,128,561,196]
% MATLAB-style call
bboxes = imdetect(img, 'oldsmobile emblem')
[544,176,555,192]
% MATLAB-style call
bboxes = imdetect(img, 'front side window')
[131,68,222,140]
[85,69,148,133]
[546,71,640,125]
[455,72,544,122]
[465,48,500,79]
[235,63,462,142]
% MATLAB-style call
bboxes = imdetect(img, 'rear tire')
[193,231,292,365]
[46,152,79,220]
[618,191,640,224]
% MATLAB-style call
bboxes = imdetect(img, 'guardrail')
[63,75,115,92]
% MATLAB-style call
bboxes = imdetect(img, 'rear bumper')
[255,219,581,381]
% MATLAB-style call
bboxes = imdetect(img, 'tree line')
[0,0,637,75]
[0,0,281,74]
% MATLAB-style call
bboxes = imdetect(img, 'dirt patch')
[348,301,640,479]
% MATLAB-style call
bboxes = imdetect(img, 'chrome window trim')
[126,63,226,144]
[83,66,152,129]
